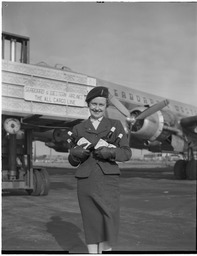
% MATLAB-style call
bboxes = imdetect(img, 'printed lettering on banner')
[24,86,85,107]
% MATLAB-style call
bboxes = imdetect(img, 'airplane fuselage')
[100,79,197,118]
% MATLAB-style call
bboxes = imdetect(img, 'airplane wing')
[180,115,197,132]
[21,115,83,131]
[27,96,197,155]
[159,115,197,141]
[19,115,84,152]
[180,115,197,146]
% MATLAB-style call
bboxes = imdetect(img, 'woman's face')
[89,97,107,120]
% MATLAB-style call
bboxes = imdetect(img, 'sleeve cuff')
[68,154,80,167]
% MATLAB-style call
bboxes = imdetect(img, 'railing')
[2,31,30,63]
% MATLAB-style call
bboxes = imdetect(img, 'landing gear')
[40,168,50,195]
[186,159,197,180]
[2,116,50,195]
[26,168,50,196]
[174,160,187,180]
[173,148,197,180]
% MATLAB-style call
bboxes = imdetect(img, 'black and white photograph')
[1,1,197,254]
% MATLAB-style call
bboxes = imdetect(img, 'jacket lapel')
[96,117,111,134]
[84,118,97,134]
[84,117,110,135]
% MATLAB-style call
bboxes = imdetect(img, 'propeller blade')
[136,99,169,120]
[108,93,130,117]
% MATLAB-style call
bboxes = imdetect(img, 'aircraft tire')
[27,170,43,196]
[173,160,187,180]
[186,160,197,180]
[39,168,50,196]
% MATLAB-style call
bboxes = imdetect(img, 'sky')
[2,1,197,107]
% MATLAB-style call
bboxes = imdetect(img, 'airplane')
[31,76,197,181]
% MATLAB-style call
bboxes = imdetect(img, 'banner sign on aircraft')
[24,86,85,107]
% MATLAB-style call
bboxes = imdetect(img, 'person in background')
[68,86,132,253]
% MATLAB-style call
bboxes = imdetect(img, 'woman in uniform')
[68,86,132,253]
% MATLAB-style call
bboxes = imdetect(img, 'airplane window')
[136,95,141,102]
[114,89,118,97]
[122,91,126,99]
[143,97,148,104]
[129,93,134,100]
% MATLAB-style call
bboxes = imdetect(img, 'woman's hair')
[87,98,109,108]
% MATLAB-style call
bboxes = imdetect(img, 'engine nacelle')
[53,128,70,143]
[129,107,176,142]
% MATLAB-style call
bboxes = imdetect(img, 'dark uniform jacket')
[69,117,132,178]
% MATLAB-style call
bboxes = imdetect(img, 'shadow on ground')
[46,216,87,253]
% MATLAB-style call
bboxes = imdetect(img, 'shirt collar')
[90,116,103,123]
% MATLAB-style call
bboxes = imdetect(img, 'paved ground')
[2,163,196,253]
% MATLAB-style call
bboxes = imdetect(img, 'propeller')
[109,93,170,136]
[135,99,169,121]
[108,93,130,117]
[108,93,133,142]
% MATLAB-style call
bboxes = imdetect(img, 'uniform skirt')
[77,164,120,245]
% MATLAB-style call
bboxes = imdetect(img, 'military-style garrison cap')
[86,86,109,103]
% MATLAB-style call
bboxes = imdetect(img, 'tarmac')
[2,161,197,254]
